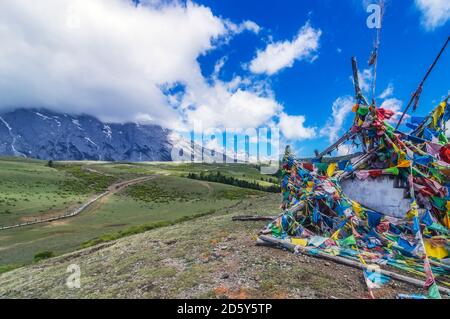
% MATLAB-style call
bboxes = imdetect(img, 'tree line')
[187,171,280,193]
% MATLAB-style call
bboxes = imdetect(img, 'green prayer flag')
[427,222,449,234]
[431,196,447,210]
[427,282,441,299]
[384,122,394,132]
[271,226,281,237]
[339,235,356,247]
[385,167,399,175]
[429,168,443,183]
[438,132,448,144]
[357,106,369,116]
[314,163,329,172]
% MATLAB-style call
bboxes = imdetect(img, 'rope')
[396,35,450,129]
[408,161,442,298]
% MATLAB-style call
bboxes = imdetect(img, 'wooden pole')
[232,215,275,221]
[335,150,375,180]
[258,235,450,296]
[351,57,370,106]
[352,57,362,99]
[315,131,355,159]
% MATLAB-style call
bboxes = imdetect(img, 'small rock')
[220,273,229,279]
[324,262,331,266]
[165,239,177,245]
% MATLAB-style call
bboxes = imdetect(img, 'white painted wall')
[341,176,410,218]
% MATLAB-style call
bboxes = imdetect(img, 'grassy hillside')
[0,158,427,299]
[0,159,92,225]
[0,193,422,299]
[0,158,268,269]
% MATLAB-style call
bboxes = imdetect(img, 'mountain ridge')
[0,108,235,163]
[0,108,173,161]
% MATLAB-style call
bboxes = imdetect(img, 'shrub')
[34,250,54,262]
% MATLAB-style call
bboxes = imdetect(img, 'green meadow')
[0,158,275,269]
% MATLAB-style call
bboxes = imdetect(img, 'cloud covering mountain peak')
[0,0,266,130]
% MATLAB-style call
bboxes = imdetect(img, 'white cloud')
[415,0,450,30]
[248,23,322,75]
[349,68,373,94]
[380,98,403,121]
[278,112,316,140]
[320,96,354,143]
[0,0,261,129]
[212,56,228,79]
[177,75,283,130]
[378,83,394,99]
[336,144,355,156]
[377,83,404,122]
[226,20,261,34]
[358,69,373,93]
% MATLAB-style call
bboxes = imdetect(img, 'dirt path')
[0,175,156,231]
[83,166,114,177]
[196,180,213,195]
[92,175,157,207]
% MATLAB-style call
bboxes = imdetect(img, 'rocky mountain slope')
[0,108,173,161]
[0,108,233,162]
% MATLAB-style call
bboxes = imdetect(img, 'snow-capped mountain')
[0,108,173,161]
[0,108,236,162]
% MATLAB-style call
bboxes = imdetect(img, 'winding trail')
[0,175,156,231]
[196,180,213,195]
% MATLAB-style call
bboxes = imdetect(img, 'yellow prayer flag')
[327,163,337,177]
[291,238,308,246]
[352,201,363,215]
[397,159,411,168]
[406,201,419,219]
[444,214,450,229]
[432,102,446,127]
[331,229,341,241]
[391,142,400,154]
[424,240,449,260]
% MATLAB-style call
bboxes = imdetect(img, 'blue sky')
[0,0,449,159]
[192,0,450,156]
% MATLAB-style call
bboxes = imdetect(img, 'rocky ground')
[0,194,427,299]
